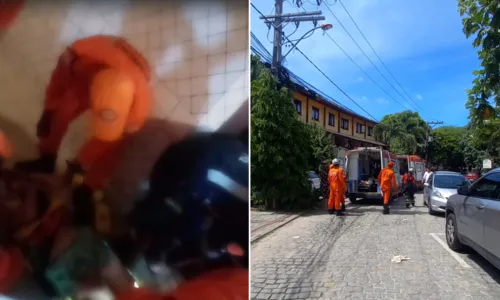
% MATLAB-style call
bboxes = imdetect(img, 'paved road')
[251,193,500,300]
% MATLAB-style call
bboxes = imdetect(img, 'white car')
[308,171,320,190]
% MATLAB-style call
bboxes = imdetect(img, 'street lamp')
[280,23,333,63]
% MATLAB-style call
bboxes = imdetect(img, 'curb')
[251,213,304,244]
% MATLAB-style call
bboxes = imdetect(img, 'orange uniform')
[377,162,397,206]
[0,130,13,161]
[17,35,151,190]
[328,166,346,211]
[116,268,248,300]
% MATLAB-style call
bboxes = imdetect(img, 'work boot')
[328,209,335,215]
[341,203,346,212]
[383,205,390,215]
[335,210,345,216]
[14,154,57,174]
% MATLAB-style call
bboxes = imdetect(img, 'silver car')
[308,171,320,190]
[423,171,470,215]
[445,168,500,270]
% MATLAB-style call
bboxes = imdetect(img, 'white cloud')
[415,94,423,100]
[376,98,389,104]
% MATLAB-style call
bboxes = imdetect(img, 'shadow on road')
[350,197,431,216]
[466,251,500,284]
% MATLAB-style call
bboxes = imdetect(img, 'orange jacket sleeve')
[115,268,248,300]
[340,168,347,191]
[391,172,397,189]
[45,49,74,111]
[377,169,383,184]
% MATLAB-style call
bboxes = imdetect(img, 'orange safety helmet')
[388,161,394,168]
[90,69,136,142]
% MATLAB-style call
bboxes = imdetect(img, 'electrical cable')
[251,3,379,122]
[337,0,429,114]
[324,32,410,111]
[323,3,420,113]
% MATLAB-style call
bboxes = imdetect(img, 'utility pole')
[424,121,444,164]
[272,0,283,75]
[259,1,326,76]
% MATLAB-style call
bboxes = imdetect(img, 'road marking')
[429,233,470,268]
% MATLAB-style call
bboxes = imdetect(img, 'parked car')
[445,168,500,270]
[423,171,470,215]
[308,171,320,190]
[465,171,480,182]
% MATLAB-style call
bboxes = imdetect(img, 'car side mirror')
[457,185,469,196]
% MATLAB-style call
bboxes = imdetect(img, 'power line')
[324,32,410,111]
[251,3,379,122]
[323,3,419,113]
[337,0,431,116]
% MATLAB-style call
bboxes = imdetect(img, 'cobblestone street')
[251,193,500,299]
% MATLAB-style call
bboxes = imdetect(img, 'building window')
[293,100,302,115]
[328,113,335,126]
[356,123,366,134]
[312,107,320,121]
[341,118,349,130]
[368,126,373,136]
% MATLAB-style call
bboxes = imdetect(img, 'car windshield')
[308,172,318,179]
[434,175,470,189]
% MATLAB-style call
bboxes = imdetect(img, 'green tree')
[374,111,428,155]
[428,126,465,171]
[251,56,312,210]
[460,125,489,171]
[458,0,500,160]
[306,124,338,172]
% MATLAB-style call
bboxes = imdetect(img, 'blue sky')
[250,0,480,126]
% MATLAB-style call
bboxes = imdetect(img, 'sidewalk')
[251,209,303,243]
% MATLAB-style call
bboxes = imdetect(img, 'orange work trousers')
[38,91,124,190]
[382,188,391,205]
[328,188,345,211]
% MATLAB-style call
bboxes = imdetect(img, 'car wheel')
[446,213,464,251]
[349,195,356,203]
[428,198,436,215]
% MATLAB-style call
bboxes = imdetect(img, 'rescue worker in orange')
[15,35,151,227]
[402,168,416,207]
[377,161,398,214]
[328,159,346,216]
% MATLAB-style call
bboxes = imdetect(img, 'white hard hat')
[409,168,414,172]
[332,158,340,165]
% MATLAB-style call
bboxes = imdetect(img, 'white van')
[345,147,402,203]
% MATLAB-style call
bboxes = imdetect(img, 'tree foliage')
[250,56,312,209]
[459,125,489,171]
[374,111,428,156]
[306,124,338,172]
[428,126,465,171]
[458,0,500,160]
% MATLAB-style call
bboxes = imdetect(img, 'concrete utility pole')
[259,1,326,75]
[424,121,444,164]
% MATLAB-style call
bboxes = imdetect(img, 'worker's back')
[328,166,346,192]
[378,167,394,187]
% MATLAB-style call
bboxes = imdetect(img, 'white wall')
[0,0,249,165]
